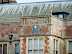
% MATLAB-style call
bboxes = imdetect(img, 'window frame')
[26,37,44,54]
[53,38,59,54]
[66,39,72,54]
[0,42,8,54]
[13,41,20,54]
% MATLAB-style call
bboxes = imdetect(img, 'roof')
[0,1,72,23]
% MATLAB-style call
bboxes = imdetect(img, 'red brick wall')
[66,20,72,36]
[0,23,20,40]
[21,25,49,35]
[66,25,72,36]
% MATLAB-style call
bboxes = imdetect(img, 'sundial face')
[34,25,37,28]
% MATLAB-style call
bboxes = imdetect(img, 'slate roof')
[0,1,72,23]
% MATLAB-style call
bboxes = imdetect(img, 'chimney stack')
[0,0,17,4]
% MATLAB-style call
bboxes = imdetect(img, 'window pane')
[34,50,38,54]
[39,39,43,49]
[28,50,32,54]
[54,15,57,17]
[69,41,72,53]
[0,45,2,54]
[56,40,58,51]
[34,39,38,49]
[54,39,55,49]
[58,14,63,18]
[39,50,43,54]
[3,44,7,54]
[15,44,19,54]
[28,39,32,49]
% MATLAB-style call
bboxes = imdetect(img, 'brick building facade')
[0,1,72,54]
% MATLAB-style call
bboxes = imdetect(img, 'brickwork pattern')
[40,25,49,35]
[21,25,49,35]
[51,17,63,36]
[0,23,20,40]
[66,20,72,36]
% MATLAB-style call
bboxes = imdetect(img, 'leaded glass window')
[28,38,44,54]
[28,50,32,54]
[28,39,32,49]
[15,44,19,54]
[39,50,43,54]
[39,39,43,49]
[34,39,38,49]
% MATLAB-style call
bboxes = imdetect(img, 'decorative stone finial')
[50,8,52,14]
[50,8,52,17]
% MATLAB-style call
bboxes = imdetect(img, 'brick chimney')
[0,0,17,4]
[9,0,17,3]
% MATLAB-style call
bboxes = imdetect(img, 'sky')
[16,0,62,3]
